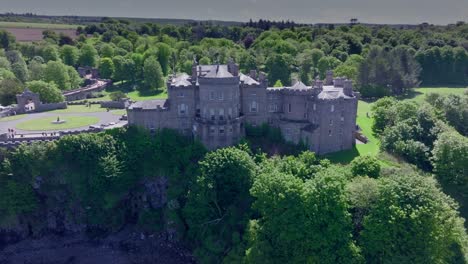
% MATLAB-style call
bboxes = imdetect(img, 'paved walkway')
[0,111,124,134]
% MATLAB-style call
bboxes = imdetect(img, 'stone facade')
[127,62,359,154]
[15,89,67,114]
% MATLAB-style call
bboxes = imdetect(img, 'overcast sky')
[2,0,467,25]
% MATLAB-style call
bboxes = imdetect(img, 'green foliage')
[26,80,64,103]
[350,155,381,178]
[0,78,23,105]
[60,45,79,66]
[109,91,127,101]
[184,147,256,263]
[98,57,114,79]
[142,56,164,91]
[361,173,468,263]
[79,44,98,67]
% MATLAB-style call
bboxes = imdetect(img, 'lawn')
[126,89,168,101]
[0,21,80,29]
[16,116,99,131]
[0,114,26,122]
[325,87,466,164]
[50,104,106,113]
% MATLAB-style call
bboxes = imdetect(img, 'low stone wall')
[36,102,67,112]
[63,79,111,101]
[100,100,130,109]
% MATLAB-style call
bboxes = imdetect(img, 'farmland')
[0,21,80,42]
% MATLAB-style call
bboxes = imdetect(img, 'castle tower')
[343,79,353,96]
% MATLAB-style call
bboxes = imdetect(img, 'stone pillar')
[249,70,257,79]
[325,70,333,85]
[227,59,239,76]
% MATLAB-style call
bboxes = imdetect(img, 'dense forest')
[0,18,467,106]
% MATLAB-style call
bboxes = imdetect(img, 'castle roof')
[200,65,234,78]
[128,99,168,110]
[318,86,352,100]
[171,73,191,87]
[240,73,260,85]
[290,81,309,90]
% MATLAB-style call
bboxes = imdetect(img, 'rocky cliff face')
[0,177,192,263]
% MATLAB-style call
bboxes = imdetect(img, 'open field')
[127,90,168,101]
[0,21,79,42]
[325,87,466,163]
[0,21,80,29]
[16,116,99,131]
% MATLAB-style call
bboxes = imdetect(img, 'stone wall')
[100,100,130,109]
[36,102,67,112]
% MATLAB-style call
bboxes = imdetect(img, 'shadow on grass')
[322,145,360,164]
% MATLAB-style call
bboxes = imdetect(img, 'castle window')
[219,92,224,100]
[210,126,216,134]
[313,103,316,111]
[250,101,258,112]
[210,109,215,121]
[219,126,225,134]
[341,116,344,122]
[329,130,332,136]
[228,108,232,120]
[177,92,184,97]
[209,91,215,100]
[228,126,233,133]
[269,104,277,112]
[331,105,335,112]
[329,119,333,126]
[219,109,225,120]
[288,103,292,113]
[178,104,188,115]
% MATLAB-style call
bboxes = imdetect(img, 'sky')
[1,0,467,25]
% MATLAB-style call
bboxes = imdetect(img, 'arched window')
[331,105,335,112]
[219,108,225,120]
[178,104,188,115]
[210,109,215,120]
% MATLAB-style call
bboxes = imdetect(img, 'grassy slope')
[0,21,79,29]
[50,104,106,113]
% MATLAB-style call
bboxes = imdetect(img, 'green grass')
[0,114,26,122]
[16,116,99,131]
[0,21,79,29]
[111,109,126,116]
[49,104,106,113]
[126,89,168,101]
[325,87,466,164]
[401,87,466,103]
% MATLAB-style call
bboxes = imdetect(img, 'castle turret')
[325,70,333,85]
[227,58,239,76]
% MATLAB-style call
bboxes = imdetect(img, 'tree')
[26,80,64,103]
[361,173,468,263]
[28,60,45,81]
[109,91,127,101]
[11,61,29,83]
[350,155,381,178]
[142,57,164,91]
[317,56,342,79]
[246,166,362,263]
[0,30,15,50]
[41,45,59,62]
[432,130,468,196]
[79,44,98,67]
[60,45,79,66]
[98,58,114,79]
[0,78,23,105]
[99,43,114,58]
[0,57,11,70]
[156,43,172,75]
[66,66,82,89]
[265,53,292,86]
[44,61,70,90]
[184,147,256,263]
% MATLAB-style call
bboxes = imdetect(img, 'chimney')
[249,70,257,80]
[325,70,333,85]
[191,58,198,80]
[343,79,353,96]
[227,58,239,76]
[314,78,323,93]
[333,77,344,87]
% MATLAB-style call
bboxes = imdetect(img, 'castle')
[127,61,358,154]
